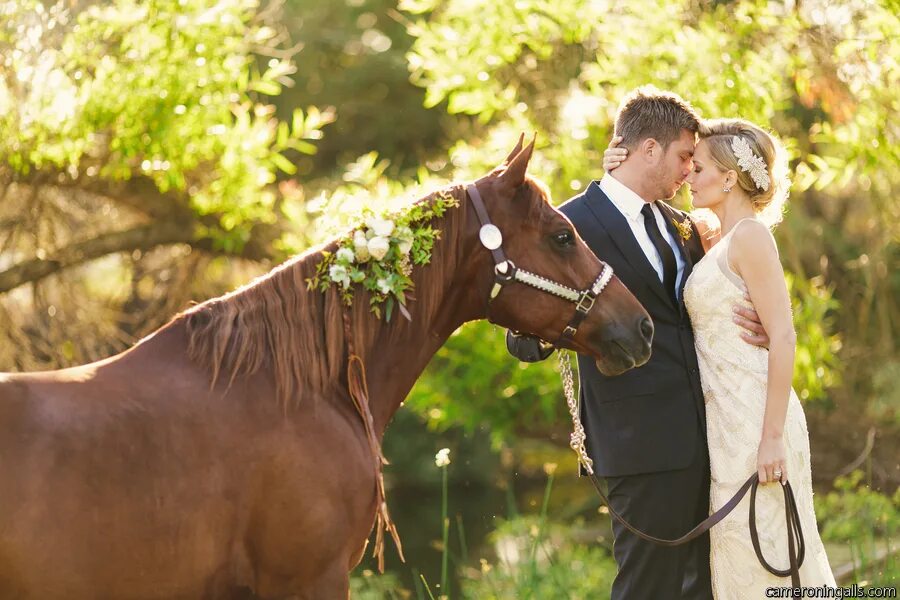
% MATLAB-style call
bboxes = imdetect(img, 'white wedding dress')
[683,219,836,597]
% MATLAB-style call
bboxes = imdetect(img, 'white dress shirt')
[599,173,686,295]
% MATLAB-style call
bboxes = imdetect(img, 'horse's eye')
[553,230,575,248]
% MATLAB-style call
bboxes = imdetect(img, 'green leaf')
[271,152,296,174]
[292,108,305,134]
[291,140,318,155]
[385,296,394,322]
[249,79,281,96]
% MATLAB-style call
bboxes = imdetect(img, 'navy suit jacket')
[559,181,707,477]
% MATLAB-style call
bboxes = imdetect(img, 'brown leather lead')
[584,471,804,589]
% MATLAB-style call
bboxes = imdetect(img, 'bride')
[605,119,836,596]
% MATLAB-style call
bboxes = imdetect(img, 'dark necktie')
[640,203,678,306]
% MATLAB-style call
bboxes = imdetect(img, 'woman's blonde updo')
[699,118,790,227]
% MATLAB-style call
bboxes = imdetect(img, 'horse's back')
[0,362,258,598]
[0,372,29,426]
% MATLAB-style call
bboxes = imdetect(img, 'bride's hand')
[603,136,628,172]
[757,436,787,484]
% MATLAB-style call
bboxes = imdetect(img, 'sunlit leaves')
[397,0,900,432]
[787,273,841,403]
[0,0,332,252]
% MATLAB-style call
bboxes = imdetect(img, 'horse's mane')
[177,184,469,408]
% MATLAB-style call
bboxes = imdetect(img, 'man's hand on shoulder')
[688,210,721,253]
[505,330,555,362]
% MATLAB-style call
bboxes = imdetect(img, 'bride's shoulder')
[731,218,775,242]
[728,218,779,266]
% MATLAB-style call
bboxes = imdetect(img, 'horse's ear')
[503,133,526,165]
[498,134,535,190]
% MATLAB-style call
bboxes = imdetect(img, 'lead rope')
[558,349,804,589]
[559,350,593,473]
[342,310,404,572]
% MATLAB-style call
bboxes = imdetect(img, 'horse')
[0,136,652,599]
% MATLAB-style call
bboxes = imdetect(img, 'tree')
[0,0,331,367]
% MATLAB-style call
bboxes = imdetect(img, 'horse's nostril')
[639,317,654,342]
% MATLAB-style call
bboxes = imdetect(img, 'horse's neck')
[356,206,486,436]
[364,289,481,434]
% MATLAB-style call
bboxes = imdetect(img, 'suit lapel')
[582,182,674,309]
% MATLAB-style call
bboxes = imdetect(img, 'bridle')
[466,182,613,346]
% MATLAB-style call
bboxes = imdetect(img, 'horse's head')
[465,135,652,375]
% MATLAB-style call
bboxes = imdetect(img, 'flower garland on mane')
[307,191,460,321]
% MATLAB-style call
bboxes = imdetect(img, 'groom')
[507,87,769,599]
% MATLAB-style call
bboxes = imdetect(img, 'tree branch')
[0,168,292,293]
[53,174,193,222]
[0,222,194,293]
[0,219,290,294]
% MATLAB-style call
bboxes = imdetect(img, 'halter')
[466,183,613,345]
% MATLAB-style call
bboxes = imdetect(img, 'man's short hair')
[614,86,701,150]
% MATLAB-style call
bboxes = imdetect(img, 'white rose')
[372,218,395,238]
[328,264,350,289]
[353,231,370,262]
[336,247,355,264]
[367,236,390,261]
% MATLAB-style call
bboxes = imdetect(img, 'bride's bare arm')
[729,219,795,483]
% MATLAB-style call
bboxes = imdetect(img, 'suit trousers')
[603,439,713,600]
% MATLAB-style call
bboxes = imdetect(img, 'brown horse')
[0,138,651,599]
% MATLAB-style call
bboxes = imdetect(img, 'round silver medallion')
[479,224,503,250]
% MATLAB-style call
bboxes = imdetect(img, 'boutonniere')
[672,217,692,241]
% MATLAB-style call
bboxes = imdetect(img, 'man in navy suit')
[507,87,769,599]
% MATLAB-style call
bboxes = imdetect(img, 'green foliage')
[404,443,616,600]
[350,570,410,599]
[462,515,617,599]
[815,470,899,586]
[407,321,564,447]
[276,0,448,177]
[870,359,900,426]
[0,0,332,250]
[787,273,841,403]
